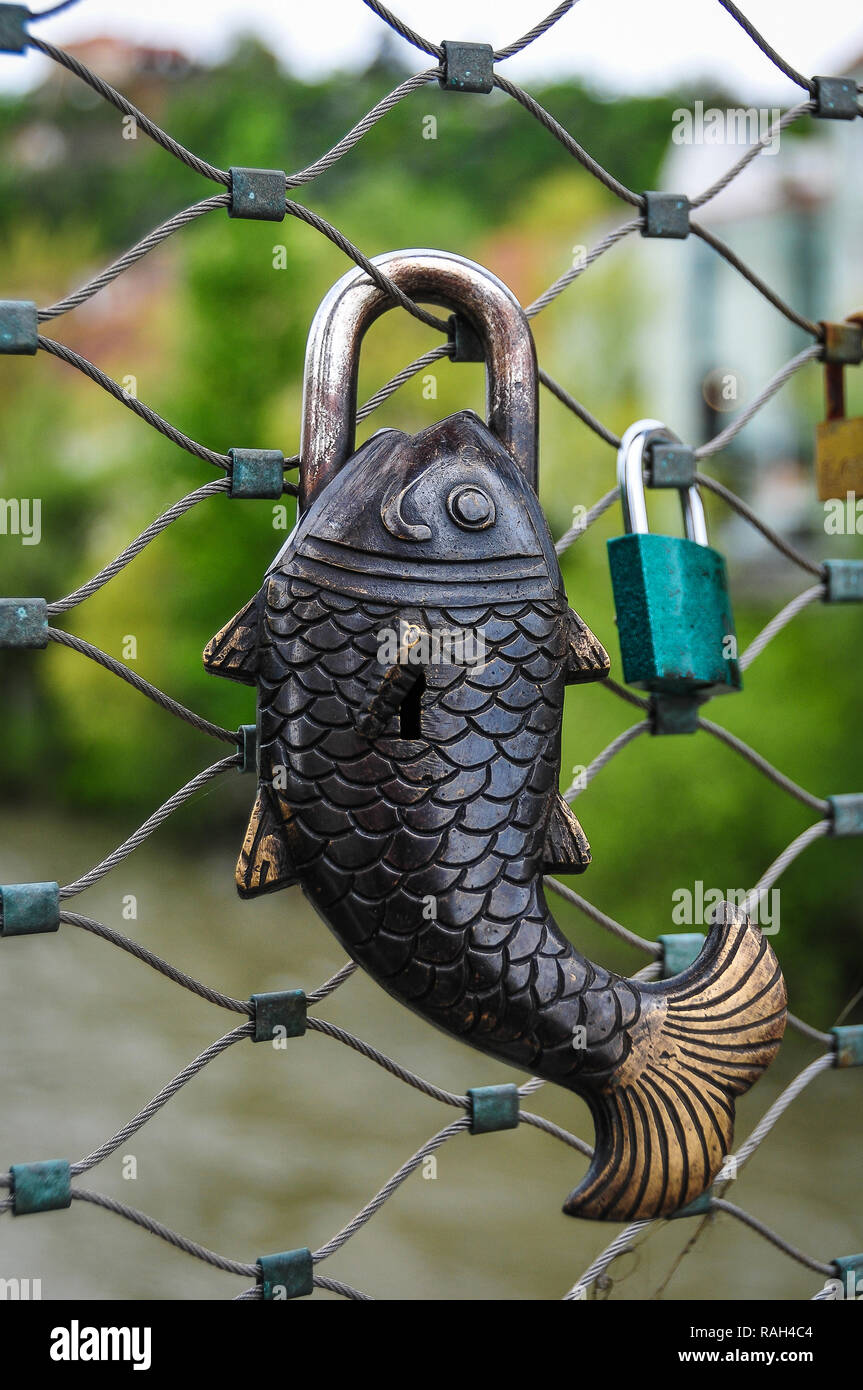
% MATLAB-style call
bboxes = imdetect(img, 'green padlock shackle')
[618,419,708,546]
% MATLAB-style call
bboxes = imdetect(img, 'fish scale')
[256,578,636,1085]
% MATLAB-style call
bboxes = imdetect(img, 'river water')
[1,806,858,1302]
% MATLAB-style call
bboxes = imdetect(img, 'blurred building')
[640,58,862,452]
[623,56,863,576]
[6,38,197,366]
[8,36,196,173]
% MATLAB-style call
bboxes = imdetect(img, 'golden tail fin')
[236,788,298,899]
[564,904,786,1221]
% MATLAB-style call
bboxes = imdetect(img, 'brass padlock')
[816,316,863,501]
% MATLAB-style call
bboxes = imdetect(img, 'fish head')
[277,409,565,606]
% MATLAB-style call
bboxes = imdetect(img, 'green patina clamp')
[257,1247,314,1300]
[228,448,285,499]
[831,1025,863,1068]
[439,41,494,94]
[0,299,38,353]
[228,168,287,223]
[642,192,690,239]
[650,694,701,736]
[827,795,863,837]
[238,724,258,775]
[0,598,48,648]
[251,990,307,1044]
[0,882,60,937]
[467,1084,519,1135]
[0,5,30,54]
[823,560,863,604]
[10,1159,71,1216]
[812,77,860,120]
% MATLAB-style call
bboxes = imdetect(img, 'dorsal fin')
[544,792,591,874]
[564,608,610,685]
[236,788,298,899]
[204,596,260,686]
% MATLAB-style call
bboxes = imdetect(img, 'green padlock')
[607,419,742,696]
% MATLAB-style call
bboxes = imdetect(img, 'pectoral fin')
[204,596,260,686]
[544,792,592,873]
[237,788,297,899]
[564,608,609,685]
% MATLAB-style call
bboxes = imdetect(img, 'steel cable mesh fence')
[0,0,860,1302]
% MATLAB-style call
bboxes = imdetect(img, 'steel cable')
[46,628,240,745]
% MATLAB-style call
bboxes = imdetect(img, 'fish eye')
[447,485,495,531]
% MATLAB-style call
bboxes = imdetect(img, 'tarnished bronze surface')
[206,250,786,1220]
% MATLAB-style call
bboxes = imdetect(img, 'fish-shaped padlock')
[607,419,742,696]
[816,317,863,501]
[206,252,784,1220]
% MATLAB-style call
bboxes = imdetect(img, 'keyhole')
[398,669,426,739]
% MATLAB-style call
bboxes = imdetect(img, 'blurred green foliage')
[0,38,859,1022]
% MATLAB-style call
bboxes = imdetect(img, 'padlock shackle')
[299,249,538,510]
[617,419,708,546]
[824,361,846,422]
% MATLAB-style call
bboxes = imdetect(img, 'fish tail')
[564,904,786,1221]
